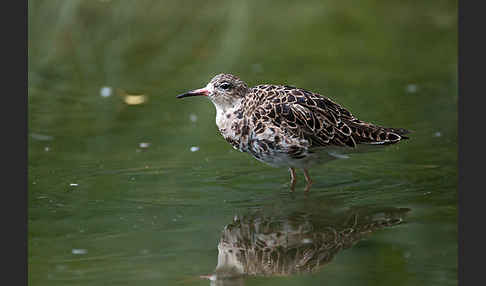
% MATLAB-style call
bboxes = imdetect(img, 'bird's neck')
[214,99,244,129]
[214,99,247,151]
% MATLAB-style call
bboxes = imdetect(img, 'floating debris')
[434,131,442,137]
[124,94,147,105]
[69,183,78,187]
[116,88,148,105]
[189,114,198,122]
[190,146,200,152]
[100,86,112,97]
[44,146,51,152]
[71,249,87,255]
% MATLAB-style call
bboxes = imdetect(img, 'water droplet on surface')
[72,249,88,255]
[100,86,112,97]
[139,142,151,148]
[190,146,200,152]
[406,84,418,93]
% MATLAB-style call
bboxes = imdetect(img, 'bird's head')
[177,73,248,111]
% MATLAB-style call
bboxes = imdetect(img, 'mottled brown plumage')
[177,73,410,191]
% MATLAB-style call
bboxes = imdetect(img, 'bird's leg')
[303,168,313,192]
[289,167,297,191]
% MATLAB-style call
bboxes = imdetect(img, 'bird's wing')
[250,86,409,148]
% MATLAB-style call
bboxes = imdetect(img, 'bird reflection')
[202,206,410,285]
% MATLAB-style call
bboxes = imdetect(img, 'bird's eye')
[220,82,232,90]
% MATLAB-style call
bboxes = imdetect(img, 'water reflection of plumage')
[208,207,409,282]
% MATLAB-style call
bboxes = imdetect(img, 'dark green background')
[28,0,457,285]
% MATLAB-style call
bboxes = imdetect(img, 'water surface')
[28,1,457,285]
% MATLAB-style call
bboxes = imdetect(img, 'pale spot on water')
[406,84,418,93]
[139,142,151,148]
[100,86,112,97]
[301,238,313,244]
[30,133,53,141]
[72,249,88,255]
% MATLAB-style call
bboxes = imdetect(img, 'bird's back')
[244,84,409,150]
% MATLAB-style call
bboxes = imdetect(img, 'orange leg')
[303,168,313,192]
[289,167,297,191]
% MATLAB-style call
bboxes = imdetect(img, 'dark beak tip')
[176,88,208,99]
[176,92,192,99]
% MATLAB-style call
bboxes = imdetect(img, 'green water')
[28,0,457,285]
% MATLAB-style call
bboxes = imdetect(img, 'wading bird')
[177,74,409,192]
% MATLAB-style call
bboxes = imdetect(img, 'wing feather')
[253,86,409,148]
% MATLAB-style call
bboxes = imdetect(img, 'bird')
[177,73,410,192]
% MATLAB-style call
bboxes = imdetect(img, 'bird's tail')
[383,127,411,140]
[345,120,411,145]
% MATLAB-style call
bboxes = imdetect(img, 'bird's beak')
[176,87,209,99]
